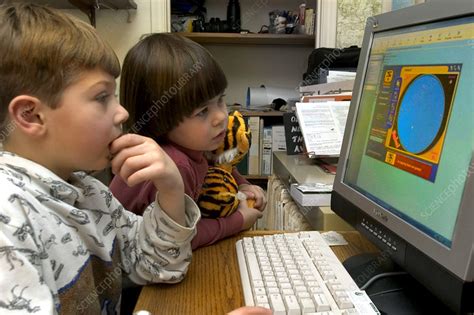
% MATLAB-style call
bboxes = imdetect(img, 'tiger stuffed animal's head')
[198,111,254,218]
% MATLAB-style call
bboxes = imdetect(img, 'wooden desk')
[134,231,378,315]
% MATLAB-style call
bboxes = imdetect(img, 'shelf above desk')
[32,0,137,26]
[33,0,137,10]
[272,151,335,187]
[177,32,315,46]
[272,151,353,231]
[240,110,284,117]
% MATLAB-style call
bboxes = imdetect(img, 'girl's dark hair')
[120,33,228,140]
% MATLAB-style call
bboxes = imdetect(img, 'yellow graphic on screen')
[384,70,394,84]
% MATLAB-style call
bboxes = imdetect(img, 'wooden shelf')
[33,0,137,10]
[240,110,284,117]
[244,175,269,180]
[243,175,269,188]
[177,32,314,46]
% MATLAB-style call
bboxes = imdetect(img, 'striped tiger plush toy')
[198,111,255,218]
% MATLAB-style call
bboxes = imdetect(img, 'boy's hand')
[238,184,267,211]
[237,199,263,231]
[110,134,185,225]
[110,134,182,189]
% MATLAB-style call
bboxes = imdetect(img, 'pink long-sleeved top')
[109,141,250,250]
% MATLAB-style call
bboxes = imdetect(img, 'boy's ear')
[8,95,46,136]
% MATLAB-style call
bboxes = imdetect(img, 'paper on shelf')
[299,79,355,95]
[296,183,333,193]
[327,70,357,83]
[295,101,351,157]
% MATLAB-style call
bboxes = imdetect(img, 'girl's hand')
[237,199,263,231]
[238,184,267,211]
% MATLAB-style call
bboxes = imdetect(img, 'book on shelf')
[301,92,352,103]
[238,112,285,177]
[295,101,351,157]
[304,8,315,36]
[261,127,272,175]
[271,125,286,171]
[271,125,287,151]
[261,125,287,176]
[235,152,248,175]
[247,116,261,175]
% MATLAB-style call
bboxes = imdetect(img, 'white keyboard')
[236,231,380,315]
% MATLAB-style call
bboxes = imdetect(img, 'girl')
[110,33,267,250]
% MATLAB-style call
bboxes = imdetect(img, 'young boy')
[0,4,200,314]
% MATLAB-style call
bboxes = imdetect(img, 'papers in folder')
[295,101,350,157]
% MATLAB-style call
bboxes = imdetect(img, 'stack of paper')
[295,101,351,157]
[290,183,332,206]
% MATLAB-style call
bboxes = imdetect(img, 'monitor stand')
[343,253,454,315]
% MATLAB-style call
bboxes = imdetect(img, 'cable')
[369,288,404,298]
[360,271,408,290]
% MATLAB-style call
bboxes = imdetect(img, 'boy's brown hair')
[120,33,228,140]
[0,3,120,138]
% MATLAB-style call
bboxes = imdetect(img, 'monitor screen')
[332,0,473,312]
[344,16,473,248]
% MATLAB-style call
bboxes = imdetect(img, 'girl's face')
[167,93,228,152]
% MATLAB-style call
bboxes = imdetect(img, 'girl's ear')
[8,95,46,137]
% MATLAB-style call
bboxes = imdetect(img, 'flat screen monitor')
[331,0,473,312]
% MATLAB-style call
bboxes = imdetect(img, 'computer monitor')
[331,0,473,313]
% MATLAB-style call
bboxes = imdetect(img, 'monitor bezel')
[333,0,474,282]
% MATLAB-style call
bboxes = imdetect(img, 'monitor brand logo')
[372,208,388,222]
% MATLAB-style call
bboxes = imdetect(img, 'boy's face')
[167,93,228,152]
[45,68,128,177]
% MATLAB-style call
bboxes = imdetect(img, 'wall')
[64,0,169,71]
[196,0,315,105]
[206,44,311,106]
[63,0,312,106]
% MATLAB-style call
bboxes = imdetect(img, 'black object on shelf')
[302,46,361,86]
[227,0,241,33]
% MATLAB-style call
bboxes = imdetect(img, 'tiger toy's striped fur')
[198,111,253,218]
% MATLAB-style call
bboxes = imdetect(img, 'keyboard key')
[299,297,316,313]
[336,297,354,309]
[255,295,268,304]
[254,287,266,296]
[245,253,262,281]
[283,295,300,314]
[296,291,310,299]
[269,294,286,314]
[308,286,324,294]
[281,288,295,295]
[267,287,280,294]
[313,293,331,311]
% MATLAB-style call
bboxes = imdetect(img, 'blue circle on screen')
[397,75,445,154]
